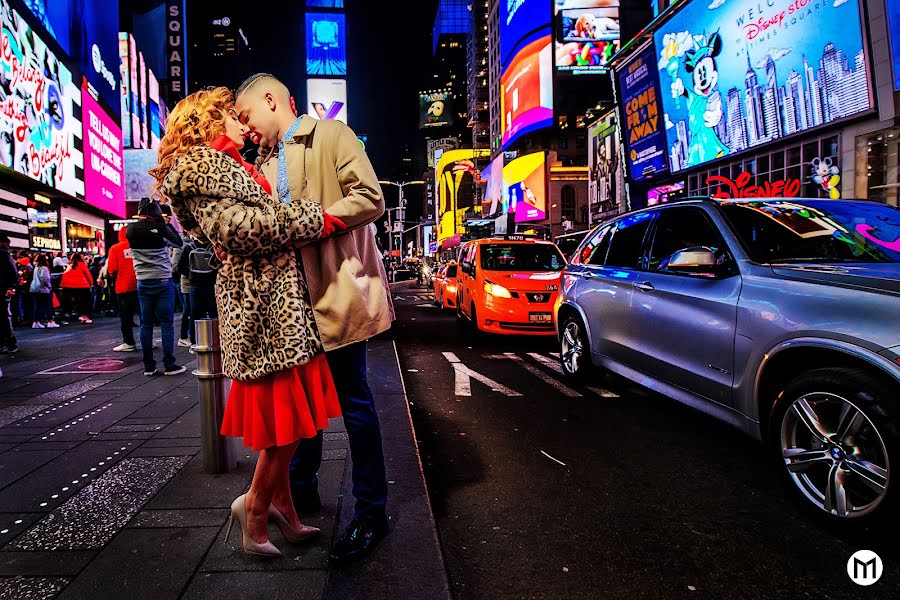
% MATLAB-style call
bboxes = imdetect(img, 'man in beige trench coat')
[234,73,395,565]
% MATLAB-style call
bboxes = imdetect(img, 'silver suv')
[557,198,900,526]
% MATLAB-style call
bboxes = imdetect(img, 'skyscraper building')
[466,0,490,150]
[764,56,782,139]
[726,87,748,152]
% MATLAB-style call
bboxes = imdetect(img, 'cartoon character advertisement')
[617,44,669,181]
[0,0,84,198]
[654,0,872,174]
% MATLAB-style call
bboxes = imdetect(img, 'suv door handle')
[582,271,594,280]
[635,281,655,292]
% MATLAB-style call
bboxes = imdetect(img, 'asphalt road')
[391,284,899,600]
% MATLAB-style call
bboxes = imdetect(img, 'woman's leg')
[244,441,302,543]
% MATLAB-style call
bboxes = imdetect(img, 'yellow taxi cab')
[455,236,566,335]
[434,262,459,310]
[432,264,447,304]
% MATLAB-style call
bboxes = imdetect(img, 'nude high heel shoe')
[224,494,282,557]
[268,504,321,543]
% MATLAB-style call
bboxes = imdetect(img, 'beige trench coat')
[261,116,394,351]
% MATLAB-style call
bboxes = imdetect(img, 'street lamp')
[378,180,425,279]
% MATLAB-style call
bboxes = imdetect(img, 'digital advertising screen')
[653,0,873,173]
[19,1,120,116]
[419,90,453,129]
[888,0,900,90]
[307,0,343,6]
[0,0,84,199]
[480,155,507,216]
[148,69,160,147]
[436,149,490,244]
[139,51,149,149]
[82,82,126,218]
[124,149,157,201]
[617,44,669,181]
[504,152,547,224]
[129,34,140,148]
[501,36,554,150]
[555,1,620,75]
[119,33,131,145]
[306,12,347,76]
[307,79,348,124]
[588,111,624,214]
[500,0,552,69]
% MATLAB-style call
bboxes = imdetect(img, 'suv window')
[605,213,653,269]
[575,225,612,266]
[649,207,728,271]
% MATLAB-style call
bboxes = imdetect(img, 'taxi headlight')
[446,284,457,294]
[483,281,512,299]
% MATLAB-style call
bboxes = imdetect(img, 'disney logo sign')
[707,171,801,199]
[91,44,116,91]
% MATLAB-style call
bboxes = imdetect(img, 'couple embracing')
[149,74,394,563]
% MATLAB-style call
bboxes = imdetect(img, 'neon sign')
[708,171,801,199]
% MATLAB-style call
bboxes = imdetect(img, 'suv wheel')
[771,367,897,526]
[559,314,592,383]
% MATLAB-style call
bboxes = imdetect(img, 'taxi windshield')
[480,244,565,272]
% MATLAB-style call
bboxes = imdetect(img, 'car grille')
[526,293,551,303]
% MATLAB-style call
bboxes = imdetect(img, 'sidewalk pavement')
[0,316,450,600]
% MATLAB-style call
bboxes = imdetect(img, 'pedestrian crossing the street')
[439,351,621,399]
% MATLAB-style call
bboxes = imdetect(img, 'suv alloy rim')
[781,392,889,518]
[561,321,583,374]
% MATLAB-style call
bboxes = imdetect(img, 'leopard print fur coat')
[162,145,325,381]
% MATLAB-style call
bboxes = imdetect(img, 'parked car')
[557,197,900,526]
[456,235,566,335]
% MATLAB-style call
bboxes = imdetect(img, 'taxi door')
[457,243,477,317]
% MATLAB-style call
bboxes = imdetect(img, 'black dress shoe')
[329,517,388,566]
[290,487,322,515]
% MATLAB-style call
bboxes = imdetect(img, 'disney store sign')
[707,171,801,199]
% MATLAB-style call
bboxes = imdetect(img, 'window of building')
[561,186,576,222]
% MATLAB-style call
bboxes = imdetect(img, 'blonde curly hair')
[149,86,234,200]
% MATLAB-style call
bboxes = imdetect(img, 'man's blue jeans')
[290,341,388,523]
[137,279,176,372]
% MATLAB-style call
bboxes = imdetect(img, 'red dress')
[208,136,341,451]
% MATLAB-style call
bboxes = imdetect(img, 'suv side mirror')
[661,246,730,278]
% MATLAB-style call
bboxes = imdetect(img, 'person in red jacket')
[107,227,139,351]
[60,253,94,324]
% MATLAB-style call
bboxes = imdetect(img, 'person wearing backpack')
[30,253,57,328]
[173,232,194,347]
[177,234,218,342]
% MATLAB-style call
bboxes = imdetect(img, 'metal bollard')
[193,318,237,474]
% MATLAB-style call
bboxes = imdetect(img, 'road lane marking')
[442,352,522,397]
[540,450,567,466]
[488,353,582,397]
[526,353,619,398]
[416,304,437,308]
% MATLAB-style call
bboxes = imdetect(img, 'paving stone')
[11,441,81,451]
[127,509,226,528]
[145,453,255,510]
[0,445,15,455]
[0,406,49,429]
[125,388,196,420]
[119,418,175,425]
[0,513,43,549]
[28,402,143,443]
[152,405,200,439]
[128,446,199,458]
[11,456,190,550]
[0,441,138,513]
[182,571,326,600]
[0,450,63,490]
[104,424,166,433]
[57,528,218,600]
[13,395,116,429]
[89,431,158,441]
[0,551,95,576]
[18,376,94,397]
[0,576,68,600]
[322,448,348,460]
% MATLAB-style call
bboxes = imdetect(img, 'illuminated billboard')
[501,36,553,150]
[588,111,624,215]
[82,82,126,218]
[20,0,121,117]
[500,0,552,69]
[119,32,131,145]
[436,149,491,245]
[555,1,620,75]
[0,0,84,198]
[504,152,547,224]
[124,149,157,201]
[654,0,873,173]
[419,90,453,129]
[889,0,900,90]
[306,79,348,124]
[307,0,343,6]
[480,155,507,216]
[306,12,346,76]
[617,44,669,181]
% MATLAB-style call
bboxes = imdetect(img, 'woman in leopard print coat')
[151,87,343,557]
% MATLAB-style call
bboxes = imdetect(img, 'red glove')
[321,213,348,238]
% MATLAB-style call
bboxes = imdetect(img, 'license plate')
[529,313,552,323]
